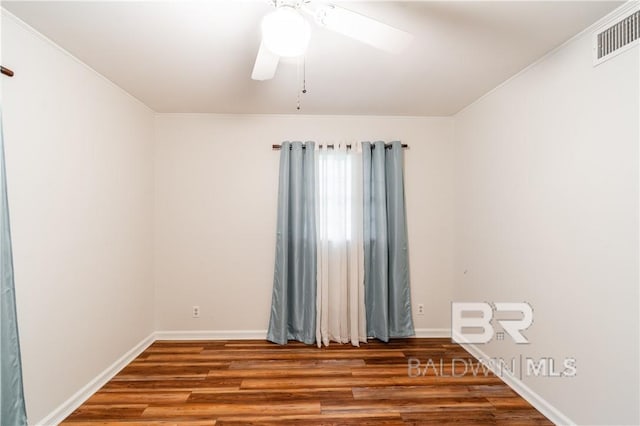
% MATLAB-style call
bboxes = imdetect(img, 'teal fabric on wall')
[267,142,317,345]
[0,110,28,425]
[362,141,414,342]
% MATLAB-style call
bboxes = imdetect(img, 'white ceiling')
[3,1,622,115]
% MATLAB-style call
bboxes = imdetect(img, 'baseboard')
[34,332,155,426]
[456,334,575,426]
[413,328,451,338]
[154,329,268,340]
[155,329,451,340]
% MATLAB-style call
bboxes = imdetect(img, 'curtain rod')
[1,66,14,77]
[272,143,408,150]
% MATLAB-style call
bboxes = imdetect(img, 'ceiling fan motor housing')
[262,4,311,57]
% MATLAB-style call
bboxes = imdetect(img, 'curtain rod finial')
[1,66,14,77]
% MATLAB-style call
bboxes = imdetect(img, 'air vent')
[594,6,639,65]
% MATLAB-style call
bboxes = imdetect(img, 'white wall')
[453,11,639,425]
[154,114,454,334]
[1,12,155,424]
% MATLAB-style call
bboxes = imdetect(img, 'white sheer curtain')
[315,143,367,347]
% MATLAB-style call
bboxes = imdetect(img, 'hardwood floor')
[61,338,552,425]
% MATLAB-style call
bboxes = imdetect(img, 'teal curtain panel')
[362,141,414,342]
[267,142,317,345]
[0,109,28,425]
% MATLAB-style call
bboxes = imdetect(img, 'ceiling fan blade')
[308,3,412,54]
[251,41,280,81]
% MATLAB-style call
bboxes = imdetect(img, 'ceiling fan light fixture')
[261,6,310,57]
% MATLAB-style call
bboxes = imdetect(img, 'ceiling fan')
[251,0,413,80]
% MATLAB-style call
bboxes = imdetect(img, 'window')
[317,148,356,243]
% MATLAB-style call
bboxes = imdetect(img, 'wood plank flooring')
[61,338,552,425]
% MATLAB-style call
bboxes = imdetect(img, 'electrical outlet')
[417,304,425,316]
[192,306,200,318]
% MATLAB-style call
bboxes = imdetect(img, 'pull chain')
[296,56,307,111]
[302,55,307,94]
